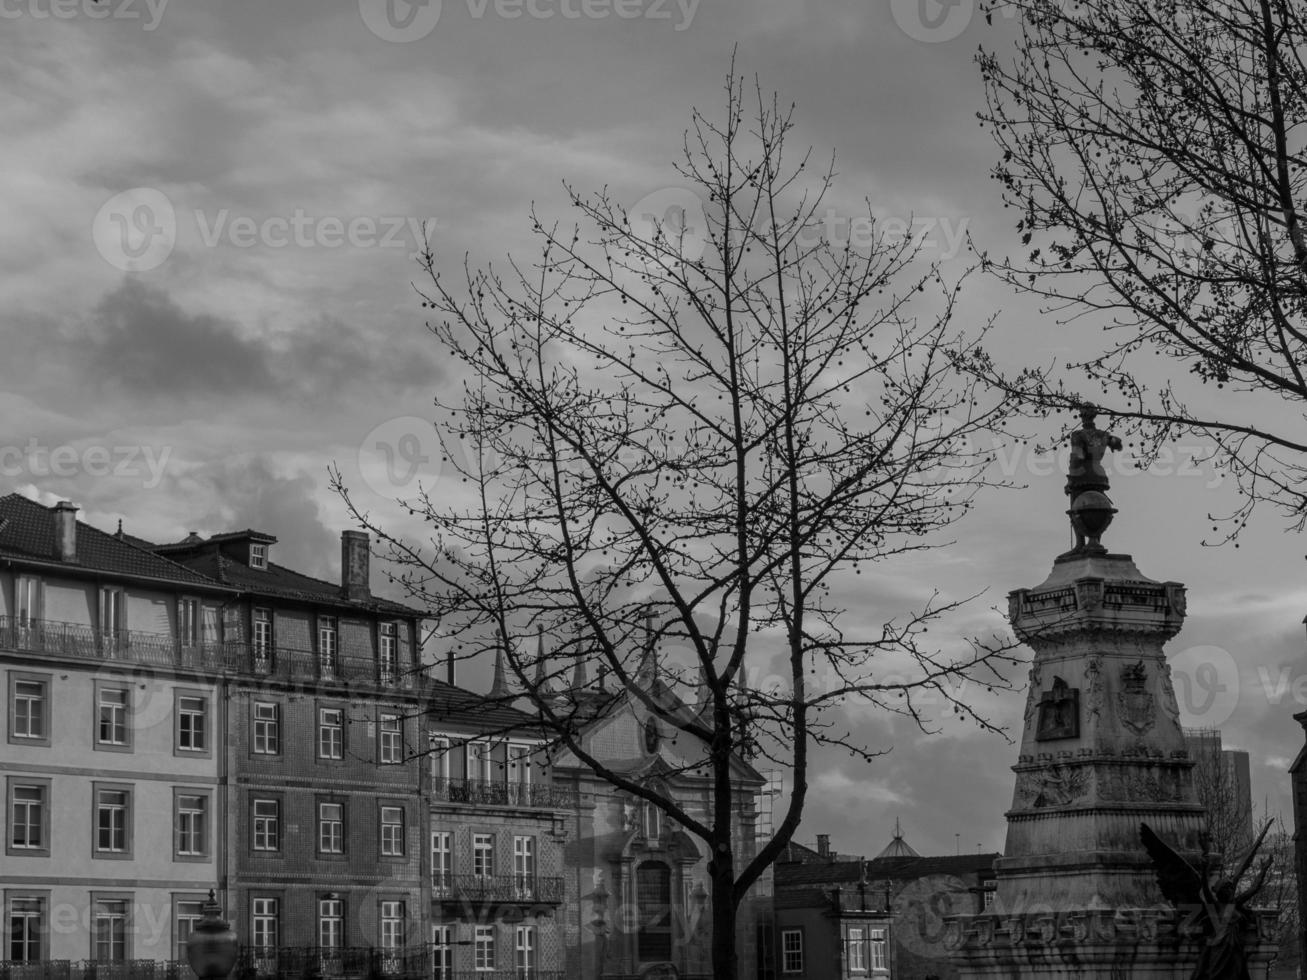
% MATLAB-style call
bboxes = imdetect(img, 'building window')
[175,793,209,858]
[636,861,672,962]
[174,899,205,961]
[474,925,494,971]
[429,735,450,787]
[870,928,887,972]
[15,576,42,632]
[431,925,452,980]
[97,686,130,748]
[847,926,866,973]
[642,799,662,841]
[781,929,804,974]
[253,799,280,851]
[253,701,280,755]
[513,836,535,897]
[7,896,44,962]
[9,782,48,852]
[251,897,279,951]
[982,885,996,910]
[318,617,338,675]
[515,925,536,977]
[176,694,208,753]
[95,786,131,856]
[252,609,272,661]
[318,897,343,948]
[473,833,493,878]
[99,587,125,654]
[507,743,531,802]
[379,713,402,764]
[319,802,344,854]
[431,832,452,893]
[380,806,405,857]
[467,740,491,782]
[93,899,128,961]
[9,675,49,744]
[319,708,344,760]
[250,543,268,570]
[379,622,398,683]
[379,900,405,951]
[179,598,199,646]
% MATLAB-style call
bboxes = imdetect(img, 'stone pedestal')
[946,550,1277,979]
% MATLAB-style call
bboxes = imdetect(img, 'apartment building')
[151,526,428,979]
[0,493,239,970]
[424,680,571,979]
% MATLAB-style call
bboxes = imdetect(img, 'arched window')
[636,861,673,962]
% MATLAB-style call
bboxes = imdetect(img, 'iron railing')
[0,960,573,980]
[0,617,412,691]
[429,778,573,810]
[430,874,565,906]
[0,963,193,980]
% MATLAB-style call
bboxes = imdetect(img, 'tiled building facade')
[1,492,773,978]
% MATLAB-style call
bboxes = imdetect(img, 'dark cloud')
[87,279,276,395]
[79,279,440,403]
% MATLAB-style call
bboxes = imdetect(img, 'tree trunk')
[710,850,739,980]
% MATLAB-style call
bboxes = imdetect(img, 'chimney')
[53,501,78,562]
[816,834,831,859]
[341,530,370,601]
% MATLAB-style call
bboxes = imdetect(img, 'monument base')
[945,907,1279,980]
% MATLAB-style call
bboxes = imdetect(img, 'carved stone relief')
[1117,660,1156,735]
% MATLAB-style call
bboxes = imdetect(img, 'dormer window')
[250,543,268,569]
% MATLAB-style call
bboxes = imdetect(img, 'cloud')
[87,278,276,396]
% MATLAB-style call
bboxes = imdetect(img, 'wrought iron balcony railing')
[0,958,570,980]
[431,874,565,906]
[0,617,412,690]
[0,962,193,980]
[430,778,574,810]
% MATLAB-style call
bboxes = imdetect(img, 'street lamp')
[185,890,238,979]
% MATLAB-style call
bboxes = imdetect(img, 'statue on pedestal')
[1063,406,1123,555]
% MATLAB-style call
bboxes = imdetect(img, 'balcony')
[0,963,193,980]
[432,874,565,909]
[0,617,413,691]
[430,778,574,811]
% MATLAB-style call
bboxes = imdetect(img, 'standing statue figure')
[1065,404,1123,501]
[1062,405,1124,554]
[1139,821,1274,980]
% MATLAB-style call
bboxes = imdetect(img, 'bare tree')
[956,0,1307,540]
[338,69,1021,980]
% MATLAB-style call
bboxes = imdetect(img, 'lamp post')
[185,890,238,979]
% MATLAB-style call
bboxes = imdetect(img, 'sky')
[2,0,1303,860]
